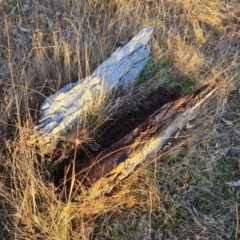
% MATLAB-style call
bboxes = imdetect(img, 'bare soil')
[51,85,180,188]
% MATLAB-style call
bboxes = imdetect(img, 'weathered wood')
[35,27,153,145]
[70,85,217,200]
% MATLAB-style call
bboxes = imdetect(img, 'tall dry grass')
[0,0,239,239]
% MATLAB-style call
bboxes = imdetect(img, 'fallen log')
[69,85,217,201]
[35,27,153,146]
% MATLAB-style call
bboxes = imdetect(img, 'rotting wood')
[34,27,153,146]
[67,85,217,201]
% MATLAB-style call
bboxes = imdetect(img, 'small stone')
[89,143,100,152]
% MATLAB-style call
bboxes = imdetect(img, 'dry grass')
[0,0,240,239]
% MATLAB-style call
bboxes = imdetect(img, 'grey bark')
[35,27,153,145]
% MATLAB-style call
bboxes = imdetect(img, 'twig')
[235,202,239,240]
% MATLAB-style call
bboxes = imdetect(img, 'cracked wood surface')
[71,85,217,201]
[35,27,153,145]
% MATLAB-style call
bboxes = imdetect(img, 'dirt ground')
[51,84,180,188]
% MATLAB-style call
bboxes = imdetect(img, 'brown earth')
[51,84,180,188]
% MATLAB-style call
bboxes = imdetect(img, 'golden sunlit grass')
[0,0,240,239]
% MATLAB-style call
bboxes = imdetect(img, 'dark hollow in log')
[52,84,180,185]
[63,85,216,200]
